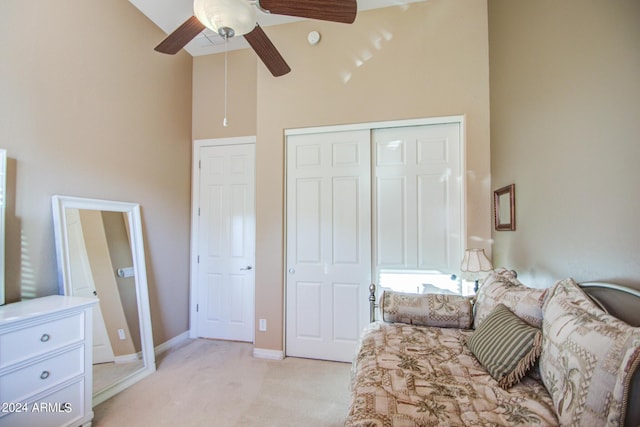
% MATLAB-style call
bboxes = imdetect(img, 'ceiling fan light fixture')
[194,0,257,38]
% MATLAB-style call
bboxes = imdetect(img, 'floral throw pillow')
[474,268,547,329]
[540,278,640,426]
[381,290,473,329]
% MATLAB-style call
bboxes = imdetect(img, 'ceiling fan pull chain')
[223,35,229,128]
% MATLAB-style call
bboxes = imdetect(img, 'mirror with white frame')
[52,195,155,406]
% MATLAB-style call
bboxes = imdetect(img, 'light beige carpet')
[93,339,352,427]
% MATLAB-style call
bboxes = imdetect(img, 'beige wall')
[193,1,491,351]
[488,0,640,289]
[0,1,193,346]
[102,211,142,352]
[193,49,257,139]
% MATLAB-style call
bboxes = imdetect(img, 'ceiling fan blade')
[244,25,291,77]
[259,0,357,24]
[155,16,206,54]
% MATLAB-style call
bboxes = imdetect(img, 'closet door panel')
[374,123,462,287]
[295,178,322,264]
[286,130,371,363]
[375,176,407,267]
[295,281,322,339]
[332,176,360,265]
[417,173,448,270]
[332,282,360,341]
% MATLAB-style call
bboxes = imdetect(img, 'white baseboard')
[154,330,190,357]
[114,352,141,364]
[155,332,283,361]
[253,347,285,360]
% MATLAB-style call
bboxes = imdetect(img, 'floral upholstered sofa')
[345,268,640,426]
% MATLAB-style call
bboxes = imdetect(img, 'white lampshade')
[194,0,256,38]
[460,249,493,276]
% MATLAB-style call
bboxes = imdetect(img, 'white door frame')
[190,136,256,338]
[284,115,466,350]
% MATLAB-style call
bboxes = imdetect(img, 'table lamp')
[460,248,493,293]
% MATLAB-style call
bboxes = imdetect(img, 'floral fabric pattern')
[346,321,558,426]
[539,278,640,427]
[381,290,473,329]
[474,268,547,329]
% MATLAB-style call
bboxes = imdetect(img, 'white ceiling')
[128,0,424,56]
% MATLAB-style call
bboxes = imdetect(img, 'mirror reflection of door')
[66,208,115,363]
[66,208,138,364]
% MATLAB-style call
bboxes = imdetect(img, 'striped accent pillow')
[466,303,542,389]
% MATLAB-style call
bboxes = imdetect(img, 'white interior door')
[373,123,463,293]
[286,130,371,362]
[196,143,255,342]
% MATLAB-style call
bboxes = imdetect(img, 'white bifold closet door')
[285,121,463,362]
[373,123,462,290]
[285,130,371,363]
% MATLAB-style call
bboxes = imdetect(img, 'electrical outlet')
[118,329,126,340]
[259,319,267,332]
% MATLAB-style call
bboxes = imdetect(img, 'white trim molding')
[285,115,465,136]
[114,353,141,364]
[155,330,191,357]
[253,347,285,360]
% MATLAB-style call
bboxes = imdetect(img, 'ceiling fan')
[155,0,358,77]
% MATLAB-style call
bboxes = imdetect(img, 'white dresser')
[0,295,97,427]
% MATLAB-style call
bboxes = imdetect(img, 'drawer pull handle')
[40,371,50,380]
[40,333,51,342]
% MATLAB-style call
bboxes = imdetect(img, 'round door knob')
[288,268,295,274]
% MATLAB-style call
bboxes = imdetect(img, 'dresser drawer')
[0,313,84,368]
[0,378,86,427]
[0,346,84,404]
